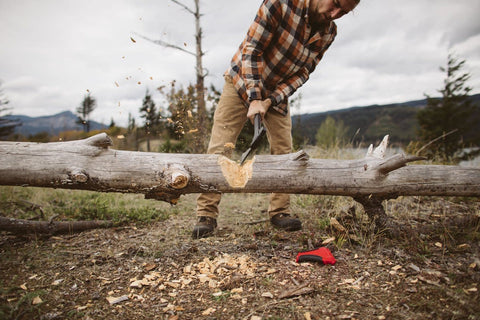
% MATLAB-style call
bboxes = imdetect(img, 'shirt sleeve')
[269,52,321,105]
[241,0,282,102]
[269,28,337,106]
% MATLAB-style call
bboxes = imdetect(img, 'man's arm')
[268,27,337,107]
[241,0,282,103]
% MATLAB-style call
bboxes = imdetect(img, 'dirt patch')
[1,194,479,319]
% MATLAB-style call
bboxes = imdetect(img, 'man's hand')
[247,98,272,123]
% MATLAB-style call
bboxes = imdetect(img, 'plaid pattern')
[227,0,337,116]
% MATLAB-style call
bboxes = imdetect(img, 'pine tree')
[139,90,159,152]
[417,54,475,162]
[76,93,97,132]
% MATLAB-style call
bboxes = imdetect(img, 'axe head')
[239,114,266,165]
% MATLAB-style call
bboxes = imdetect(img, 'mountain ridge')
[6,93,480,145]
[7,111,108,136]
[292,93,480,146]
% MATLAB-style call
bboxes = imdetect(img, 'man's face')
[309,0,358,22]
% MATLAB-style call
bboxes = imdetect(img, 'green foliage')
[0,186,170,225]
[0,286,46,320]
[76,93,97,133]
[315,116,349,149]
[140,89,161,133]
[139,89,162,152]
[27,131,50,143]
[417,54,477,163]
[159,137,187,153]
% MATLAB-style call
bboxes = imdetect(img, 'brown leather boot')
[192,216,217,239]
[270,213,302,231]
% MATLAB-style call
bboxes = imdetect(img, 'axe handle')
[254,113,262,137]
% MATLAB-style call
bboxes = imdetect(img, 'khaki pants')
[196,76,292,219]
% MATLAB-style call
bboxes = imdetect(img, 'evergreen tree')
[76,93,97,132]
[127,112,136,134]
[417,54,476,162]
[139,90,159,152]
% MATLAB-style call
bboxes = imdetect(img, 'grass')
[0,186,176,225]
[0,284,46,320]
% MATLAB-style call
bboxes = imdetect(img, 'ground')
[1,193,479,320]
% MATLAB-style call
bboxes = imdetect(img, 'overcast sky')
[1,0,479,127]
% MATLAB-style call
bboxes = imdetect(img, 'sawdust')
[217,156,253,188]
[222,142,236,157]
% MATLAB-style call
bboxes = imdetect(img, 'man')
[193,0,360,239]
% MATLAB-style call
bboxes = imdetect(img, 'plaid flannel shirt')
[227,0,337,116]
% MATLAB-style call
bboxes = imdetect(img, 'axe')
[239,113,266,165]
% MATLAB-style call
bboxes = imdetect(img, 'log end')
[170,171,190,189]
[165,164,190,189]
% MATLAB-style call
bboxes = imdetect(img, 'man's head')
[309,0,360,23]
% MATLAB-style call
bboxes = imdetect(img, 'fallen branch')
[0,216,113,236]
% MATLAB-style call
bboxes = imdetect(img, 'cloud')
[0,0,479,126]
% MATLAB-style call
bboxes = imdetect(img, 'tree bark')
[1,133,479,228]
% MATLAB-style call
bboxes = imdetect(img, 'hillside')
[293,93,480,146]
[5,94,480,144]
[6,111,107,136]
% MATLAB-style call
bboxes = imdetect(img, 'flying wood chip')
[130,37,136,43]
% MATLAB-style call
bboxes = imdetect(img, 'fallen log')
[0,216,113,236]
[1,133,479,229]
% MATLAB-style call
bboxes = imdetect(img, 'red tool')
[296,247,336,265]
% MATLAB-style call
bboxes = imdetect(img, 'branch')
[0,216,113,236]
[170,0,195,15]
[133,32,196,57]
[376,154,426,175]
[416,129,459,156]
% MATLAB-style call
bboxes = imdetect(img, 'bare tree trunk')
[1,134,479,229]
[193,0,207,141]
[135,0,208,152]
